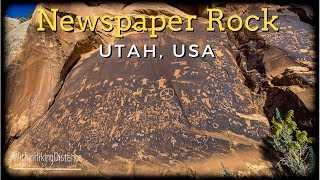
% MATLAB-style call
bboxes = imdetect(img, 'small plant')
[270,108,316,177]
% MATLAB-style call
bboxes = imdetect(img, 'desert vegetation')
[270,109,316,177]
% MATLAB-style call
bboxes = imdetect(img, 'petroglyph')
[5,20,273,173]
[254,10,315,63]
[160,88,175,101]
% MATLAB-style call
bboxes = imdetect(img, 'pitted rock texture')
[4,2,316,177]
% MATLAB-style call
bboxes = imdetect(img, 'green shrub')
[270,109,316,177]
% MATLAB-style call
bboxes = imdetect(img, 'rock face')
[4,17,31,67]
[226,3,316,134]
[4,2,316,177]
[4,17,20,32]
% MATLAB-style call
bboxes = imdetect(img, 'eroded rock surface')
[227,4,316,132]
[4,17,31,67]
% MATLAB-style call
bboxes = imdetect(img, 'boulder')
[272,66,315,87]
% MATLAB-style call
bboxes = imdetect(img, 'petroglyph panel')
[9,21,269,169]
[252,10,315,62]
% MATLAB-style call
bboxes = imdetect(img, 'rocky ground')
[3,2,316,177]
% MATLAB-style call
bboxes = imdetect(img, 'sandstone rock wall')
[4,17,31,67]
